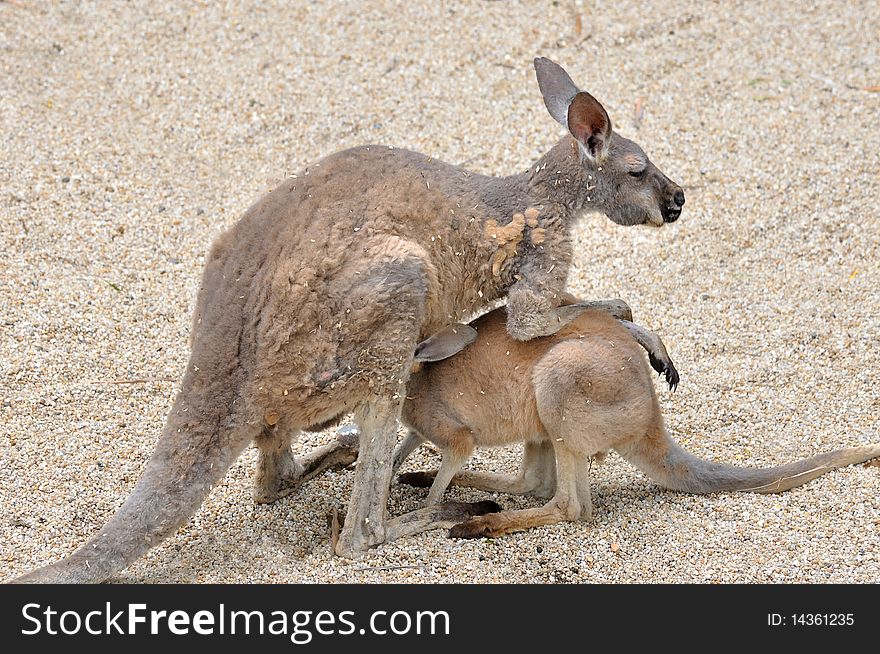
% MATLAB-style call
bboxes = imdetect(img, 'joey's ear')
[534,57,580,127]
[412,324,477,363]
[567,91,612,162]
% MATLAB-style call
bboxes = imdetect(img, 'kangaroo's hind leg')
[333,255,429,556]
[333,254,504,555]
[423,430,475,505]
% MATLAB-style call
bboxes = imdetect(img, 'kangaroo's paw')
[648,352,679,391]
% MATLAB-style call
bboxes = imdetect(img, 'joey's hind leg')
[399,440,556,498]
[449,442,582,539]
[395,425,475,505]
[391,430,425,475]
[253,426,359,504]
[423,433,475,505]
[528,440,557,498]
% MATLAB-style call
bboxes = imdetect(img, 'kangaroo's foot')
[384,500,502,541]
[254,428,359,504]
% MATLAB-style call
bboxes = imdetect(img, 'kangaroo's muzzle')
[662,187,685,223]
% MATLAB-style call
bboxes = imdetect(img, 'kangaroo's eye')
[628,168,647,179]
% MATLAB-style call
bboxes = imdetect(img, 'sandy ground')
[1,0,878,583]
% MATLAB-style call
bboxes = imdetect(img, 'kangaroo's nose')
[673,189,685,208]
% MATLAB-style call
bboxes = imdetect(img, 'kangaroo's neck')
[527,137,594,214]
[472,137,591,224]
[469,170,531,220]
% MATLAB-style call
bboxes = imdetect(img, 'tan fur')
[398,305,880,539]
[11,57,685,583]
[485,210,527,277]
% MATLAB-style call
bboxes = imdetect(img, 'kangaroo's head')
[534,57,684,227]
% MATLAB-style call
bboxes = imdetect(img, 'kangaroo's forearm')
[505,255,570,340]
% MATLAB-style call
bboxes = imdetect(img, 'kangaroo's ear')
[534,58,612,163]
[413,324,477,363]
[567,91,612,163]
[534,57,580,127]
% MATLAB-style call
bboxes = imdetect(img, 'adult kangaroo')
[395,302,880,538]
[11,57,685,583]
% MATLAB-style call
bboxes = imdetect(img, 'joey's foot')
[648,352,679,391]
[398,470,437,488]
[448,513,504,539]
[463,500,502,516]
[430,500,502,524]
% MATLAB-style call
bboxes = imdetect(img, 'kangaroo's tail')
[9,401,257,583]
[616,428,880,494]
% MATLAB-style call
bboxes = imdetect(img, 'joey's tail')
[616,429,880,494]
[10,403,257,584]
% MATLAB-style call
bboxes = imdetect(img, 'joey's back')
[404,308,546,446]
[403,307,656,448]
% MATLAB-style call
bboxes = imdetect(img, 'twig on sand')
[329,507,341,556]
[633,96,647,129]
[570,0,593,45]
